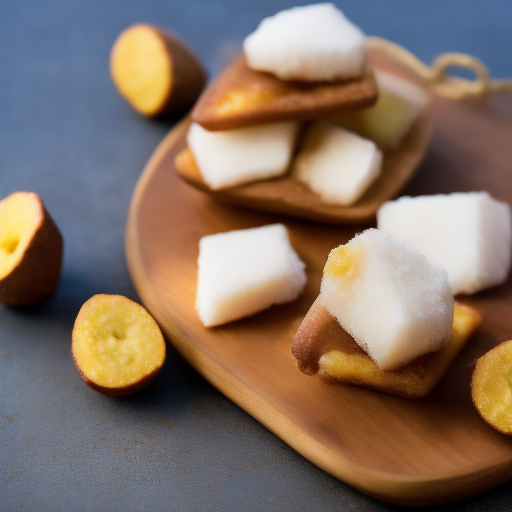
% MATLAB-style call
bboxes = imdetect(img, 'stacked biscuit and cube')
[184,3,429,204]
[189,4,430,328]
[186,4,511,402]
[292,192,511,397]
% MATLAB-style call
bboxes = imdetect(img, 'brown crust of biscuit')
[292,297,482,399]
[0,192,63,306]
[191,55,378,131]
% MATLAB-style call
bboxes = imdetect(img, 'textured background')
[1,1,511,510]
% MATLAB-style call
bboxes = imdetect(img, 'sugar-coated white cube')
[243,3,366,82]
[320,229,454,371]
[196,224,307,327]
[291,121,382,205]
[188,121,299,190]
[377,192,512,295]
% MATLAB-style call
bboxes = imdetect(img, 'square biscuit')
[191,55,378,131]
[292,297,482,399]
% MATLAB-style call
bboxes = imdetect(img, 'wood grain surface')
[125,90,512,505]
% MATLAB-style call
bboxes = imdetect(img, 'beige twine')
[367,36,512,101]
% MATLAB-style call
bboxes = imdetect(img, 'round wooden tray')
[125,94,512,506]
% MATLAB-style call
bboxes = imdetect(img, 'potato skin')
[0,193,63,306]
[156,26,208,115]
[73,363,163,398]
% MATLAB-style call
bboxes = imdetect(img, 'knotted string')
[368,36,512,101]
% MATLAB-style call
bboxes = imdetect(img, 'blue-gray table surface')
[1,1,512,510]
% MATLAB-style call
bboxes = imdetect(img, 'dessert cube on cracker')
[244,3,366,82]
[292,298,481,399]
[320,229,454,370]
[187,121,299,190]
[377,192,512,295]
[291,121,382,205]
[196,224,307,327]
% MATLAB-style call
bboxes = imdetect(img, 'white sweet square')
[291,121,382,205]
[320,228,454,370]
[187,121,298,190]
[196,224,307,327]
[377,192,512,295]
[243,3,366,82]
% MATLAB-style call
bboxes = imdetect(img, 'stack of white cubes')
[187,4,387,204]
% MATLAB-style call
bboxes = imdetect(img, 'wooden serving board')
[125,93,512,506]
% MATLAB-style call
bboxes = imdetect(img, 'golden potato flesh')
[472,339,512,434]
[110,24,172,116]
[0,192,42,279]
[72,295,166,397]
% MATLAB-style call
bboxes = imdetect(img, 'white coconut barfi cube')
[243,3,366,82]
[334,70,429,148]
[187,121,299,190]
[320,229,454,371]
[291,121,382,205]
[377,192,512,295]
[196,224,307,327]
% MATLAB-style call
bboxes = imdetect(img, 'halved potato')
[110,23,207,116]
[72,294,166,397]
[0,191,63,306]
